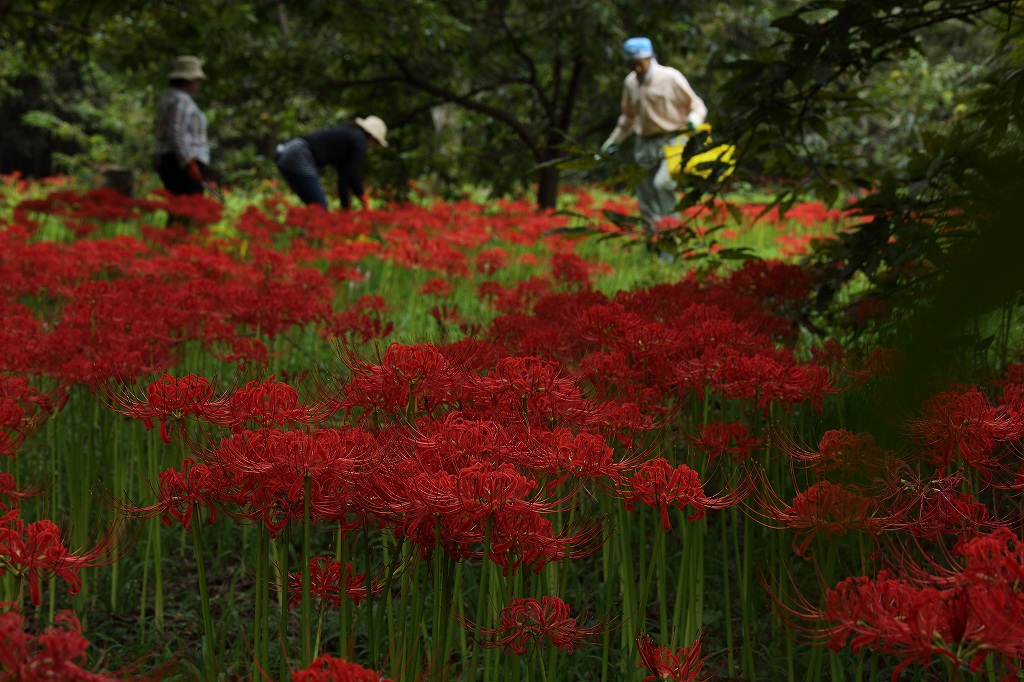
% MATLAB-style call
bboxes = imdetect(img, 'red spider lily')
[636,630,714,682]
[233,205,285,247]
[13,187,159,226]
[207,375,311,429]
[287,557,384,608]
[475,247,508,275]
[784,429,890,481]
[840,348,904,386]
[420,277,453,297]
[0,607,152,680]
[143,458,232,530]
[472,356,600,429]
[429,303,463,332]
[883,471,990,541]
[551,252,609,289]
[0,512,130,606]
[374,460,542,560]
[291,655,393,682]
[210,426,374,534]
[0,377,58,444]
[757,480,888,558]
[906,387,1024,473]
[341,343,463,417]
[208,336,272,371]
[0,473,42,510]
[323,295,394,344]
[959,526,1024,582]
[482,278,553,316]
[106,374,214,443]
[489,512,605,575]
[687,421,762,464]
[531,427,638,488]
[726,259,811,304]
[475,596,604,655]
[370,450,600,571]
[411,412,522,473]
[151,190,223,227]
[622,458,746,530]
[807,528,1024,679]
[823,574,994,680]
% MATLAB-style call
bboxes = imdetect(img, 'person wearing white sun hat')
[155,55,211,196]
[275,116,388,210]
[601,37,707,233]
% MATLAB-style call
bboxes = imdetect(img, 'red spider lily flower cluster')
[636,630,714,682]
[323,295,394,344]
[687,420,762,463]
[0,412,128,608]
[473,596,604,655]
[785,429,890,481]
[288,557,381,608]
[906,386,1024,474]
[0,510,129,606]
[817,527,1024,680]
[291,655,393,682]
[623,458,747,530]
[2,179,884,678]
[770,481,888,558]
[0,607,151,681]
[0,377,61,457]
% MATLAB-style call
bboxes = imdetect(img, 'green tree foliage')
[1,0,726,206]
[718,0,1024,411]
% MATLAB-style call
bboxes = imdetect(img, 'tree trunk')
[536,163,560,210]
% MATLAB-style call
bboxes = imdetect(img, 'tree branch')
[390,56,539,152]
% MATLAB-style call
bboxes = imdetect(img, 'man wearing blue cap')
[601,37,707,232]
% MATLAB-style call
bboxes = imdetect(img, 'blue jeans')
[277,167,328,208]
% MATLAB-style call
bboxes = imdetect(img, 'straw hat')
[355,116,389,148]
[168,55,207,81]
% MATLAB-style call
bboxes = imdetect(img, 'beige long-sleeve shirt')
[608,60,707,143]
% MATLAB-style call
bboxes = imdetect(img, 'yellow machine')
[663,124,736,181]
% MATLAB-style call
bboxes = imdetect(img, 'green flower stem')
[627,518,664,679]
[276,529,290,682]
[657,523,668,639]
[395,543,417,680]
[616,505,637,668]
[138,519,152,639]
[253,532,263,681]
[191,506,217,682]
[670,529,688,648]
[430,518,444,680]
[720,511,735,677]
[689,515,705,643]
[468,519,492,679]
[301,474,312,668]
[109,416,121,612]
[381,534,405,677]
[735,506,755,680]
[255,524,270,680]
[405,556,427,682]
[337,528,351,659]
[363,522,379,669]
[149,430,164,631]
[445,560,462,675]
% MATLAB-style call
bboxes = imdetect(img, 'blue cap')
[624,37,653,60]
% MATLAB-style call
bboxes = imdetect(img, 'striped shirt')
[156,88,210,166]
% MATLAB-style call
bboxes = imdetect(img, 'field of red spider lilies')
[1,172,1023,682]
